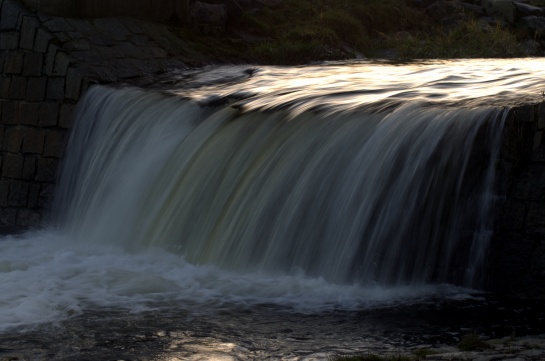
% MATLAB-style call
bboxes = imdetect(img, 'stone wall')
[488,103,545,297]
[20,0,184,22]
[0,0,188,230]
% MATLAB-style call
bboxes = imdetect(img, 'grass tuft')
[458,332,489,351]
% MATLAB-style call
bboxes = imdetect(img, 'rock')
[461,2,485,16]
[521,39,542,55]
[518,15,545,39]
[481,0,516,24]
[514,1,545,18]
[190,2,228,35]
[257,0,282,7]
[426,0,464,23]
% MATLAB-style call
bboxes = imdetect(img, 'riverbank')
[168,0,543,64]
[123,0,545,64]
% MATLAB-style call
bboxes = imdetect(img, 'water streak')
[55,71,507,287]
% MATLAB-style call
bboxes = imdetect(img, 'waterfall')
[53,83,505,288]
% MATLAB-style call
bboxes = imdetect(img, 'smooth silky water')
[2,59,545,360]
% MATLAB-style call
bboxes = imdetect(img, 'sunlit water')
[2,59,545,360]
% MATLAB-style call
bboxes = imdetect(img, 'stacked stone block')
[489,103,545,297]
[0,0,78,228]
[0,0,188,229]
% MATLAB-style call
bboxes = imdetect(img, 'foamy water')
[0,231,478,332]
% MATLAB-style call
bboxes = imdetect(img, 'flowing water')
[2,59,545,360]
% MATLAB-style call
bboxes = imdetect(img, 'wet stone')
[23,53,44,76]
[0,0,26,30]
[4,51,24,74]
[9,76,27,99]
[33,28,53,53]
[513,164,545,202]
[53,52,71,76]
[67,18,99,36]
[43,17,74,33]
[93,18,132,41]
[67,31,84,40]
[118,41,147,59]
[38,183,54,207]
[39,103,59,126]
[93,45,125,59]
[28,184,41,208]
[58,104,75,128]
[101,59,142,79]
[26,77,47,102]
[44,130,65,158]
[36,158,59,182]
[46,77,65,100]
[19,16,40,50]
[527,204,545,229]
[0,180,8,207]
[65,68,82,100]
[0,31,19,49]
[8,181,29,207]
[44,44,59,75]
[19,102,40,125]
[2,153,24,178]
[88,34,116,46]
[22,156,36,180]
[0,208,17,226]
[16,209,41,227]
[120,18,145,34]
[52,31,71,43]
[22,128,45,154]
[494,200,526,230]
[0,76,11,97]
[0,101,17,125]
[63,39,91,51]
[70,50,100,63]
[127,34,155,47]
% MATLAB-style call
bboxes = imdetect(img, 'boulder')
[191,2,228,35]
[518,15,545,39]
[521,39,542,55]
[426,0,463,23]
[514,2,545,18]
[481,0,516,24]
[460,2,486,16]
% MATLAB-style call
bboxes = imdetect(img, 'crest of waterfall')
[53,82,505,288]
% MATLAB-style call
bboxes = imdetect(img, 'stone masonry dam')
[1,0,545,297]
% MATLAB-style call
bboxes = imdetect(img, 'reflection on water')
[154,58,545,111]
[1,294,544,360]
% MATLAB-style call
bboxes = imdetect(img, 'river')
[1,59,545,360]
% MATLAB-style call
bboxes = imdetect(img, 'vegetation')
[170,0,531,65]
[458,332,489,351]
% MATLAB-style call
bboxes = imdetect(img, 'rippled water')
[2,59,545,360]
[147,58,545,110]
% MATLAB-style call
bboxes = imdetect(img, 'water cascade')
[53,73,506,289]
[6,60,545,357]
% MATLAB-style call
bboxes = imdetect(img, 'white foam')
[0,230,477,332]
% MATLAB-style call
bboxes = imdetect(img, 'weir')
[45,60,545,294]
[52,82,501,288]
